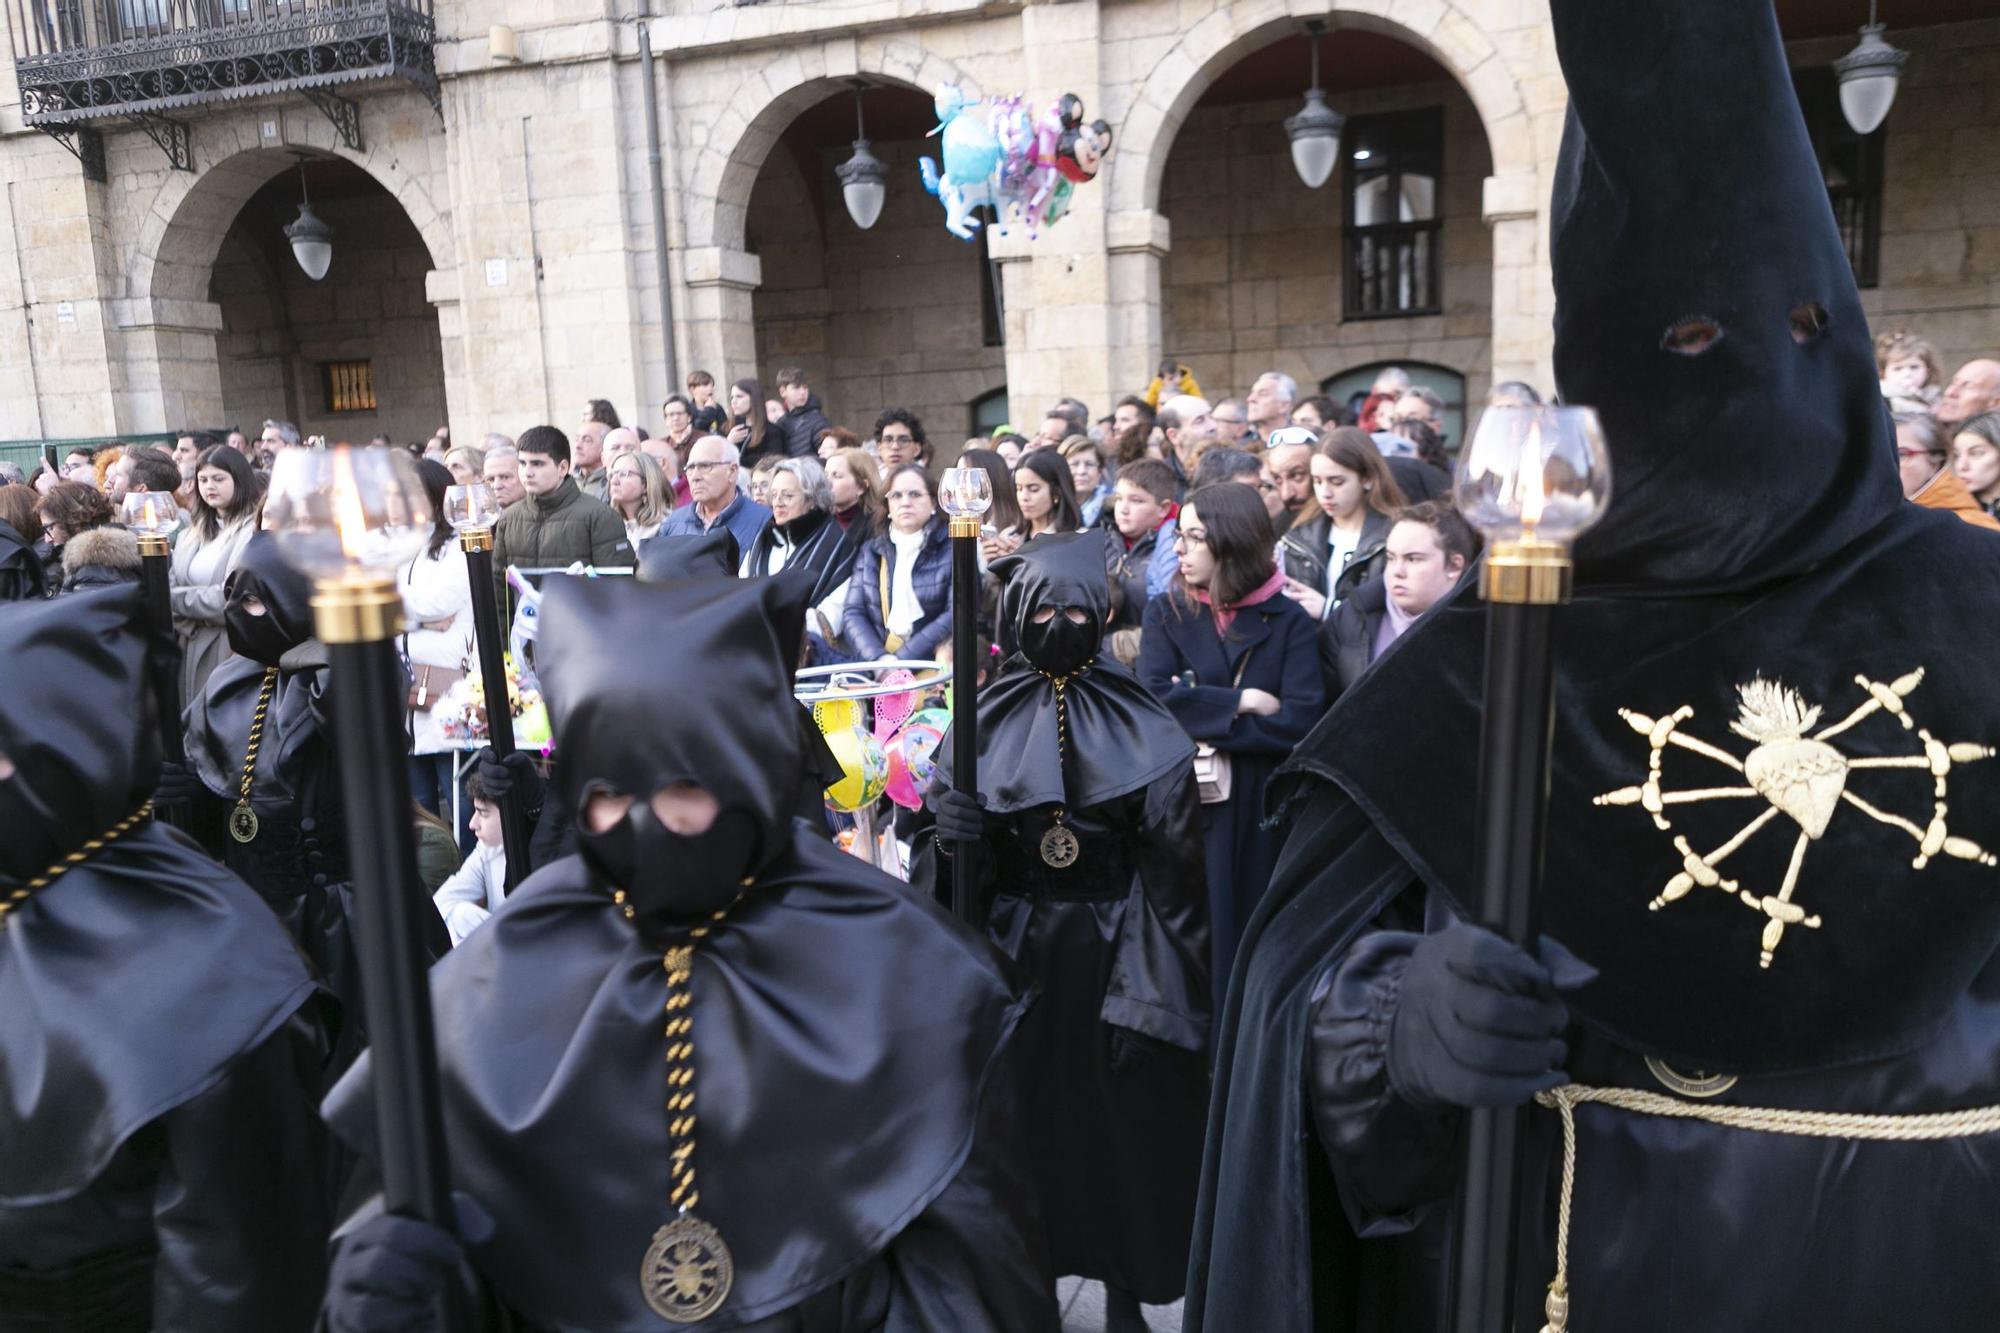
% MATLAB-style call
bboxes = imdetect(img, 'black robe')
[0,587,333,1332]
[326,833,1059,1332]
[185,646,374,1077]
[1188,1,2000,1329]
[917,531,1211,1302]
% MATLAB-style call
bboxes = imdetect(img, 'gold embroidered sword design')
[1594,671,1996,968]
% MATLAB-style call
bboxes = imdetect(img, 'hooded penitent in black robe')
[1187,3,2000,1331]
[913,531,1210,1304]
[0,587,332,1332]
[323,572,1059,1332]
[184,532,445,1079]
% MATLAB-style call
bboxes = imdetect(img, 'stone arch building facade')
[3,1,1996,446]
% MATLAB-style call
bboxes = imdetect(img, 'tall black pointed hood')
[1552,0,1899,593]
[538,573,811,870]
[941,531,1192,815]
[1274,0,2000,1077]
[0,586,159,884]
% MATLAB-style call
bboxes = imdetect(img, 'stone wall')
[747,134,1005,447]
[1160,79,1495,413]
[1852,19,2000,376]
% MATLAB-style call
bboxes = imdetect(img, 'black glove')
[1385,922,1595,1110]
[325,1195,493,1333]
[153,759,201,808]
[932,788,987,844]
[473,748,544,823]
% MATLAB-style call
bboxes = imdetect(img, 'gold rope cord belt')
[1530,1083,2000,1333]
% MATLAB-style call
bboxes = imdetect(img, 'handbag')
[1193,649,1254,805]
[407,663,468,712]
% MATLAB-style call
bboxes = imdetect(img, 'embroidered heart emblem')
[1743,739,1848,840]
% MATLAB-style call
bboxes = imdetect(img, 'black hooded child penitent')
[1187,2,2000,1330]
[323,572,1060,1331]
[915,530,1211,1306]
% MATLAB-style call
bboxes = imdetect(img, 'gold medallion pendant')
[228,801,260,844]
[1040,818,1079,869]
[641,1213,734,1323]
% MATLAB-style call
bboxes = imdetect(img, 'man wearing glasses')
[657,435,772,562]
[873,408,930,471]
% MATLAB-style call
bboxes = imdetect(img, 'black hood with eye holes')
[1268,0,2000,1077]
[935,531,1193,816]
[1550,0,1899,593]
[538,572,811,876]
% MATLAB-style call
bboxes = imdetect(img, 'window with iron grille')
[1342,108,1444,321]
[1793,68,1885,289]
[322,361,378,414]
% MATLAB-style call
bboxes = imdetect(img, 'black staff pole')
[313,566,466,1332]
[947,511,981,922]
[275,445,464,1330]
[458,523,531,890]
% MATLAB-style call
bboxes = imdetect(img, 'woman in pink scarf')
[1138,483,1325,983]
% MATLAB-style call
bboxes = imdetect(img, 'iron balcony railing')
[9,0,436,125]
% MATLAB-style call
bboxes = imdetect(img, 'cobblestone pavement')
[1057,1277,1184,1332]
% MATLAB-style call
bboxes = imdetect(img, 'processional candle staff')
[123,492,189,790]
[445,483,531,891]
[939,465,993,923]
[264,446,465,1331]
[1447,405,1611,1333]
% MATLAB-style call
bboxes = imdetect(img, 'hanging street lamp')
[1833,0,1908,136]
[284,154,335,281]
[836,81,889,230]
[1285,20,1345,190]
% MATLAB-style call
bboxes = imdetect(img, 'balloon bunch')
[919,85,1113,242]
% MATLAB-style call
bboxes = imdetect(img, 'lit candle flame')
[1519,418,1547,534]
[331,448,371,567]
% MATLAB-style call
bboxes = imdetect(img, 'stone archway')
[116,112,457,433]
[1103,0,1549,394]
[671,39,983,386]
[1109,2,1533,219]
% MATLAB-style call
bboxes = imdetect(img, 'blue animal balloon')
[919,84,1000,240]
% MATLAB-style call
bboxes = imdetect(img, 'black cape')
[1189,0,2000,1327]
[0,587,330,1330]
[919,532,1209,1301]
[326,833,1054,1330]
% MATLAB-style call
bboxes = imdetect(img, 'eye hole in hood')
[1790,301,1830,344]
[1662,317,1724,357]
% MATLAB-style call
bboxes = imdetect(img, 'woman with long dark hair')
[1139,482,1324,982]
[170,444,261,708]
[1014,449,1085,539]
[727,376,774,468]
[1279,426,1407,620]
[960,446,1026,564]
[842,463,954,661]
[400,458,475,821]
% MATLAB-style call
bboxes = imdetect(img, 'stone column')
[108,296,227,433]
[1104,208,1170,407]
[679,246,763,393]
[1000,0,1118,426]
[1482,172,1552,394]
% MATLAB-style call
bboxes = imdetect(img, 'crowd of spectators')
[8,333,1992,966]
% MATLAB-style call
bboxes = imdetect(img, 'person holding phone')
[726,376,774,468]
